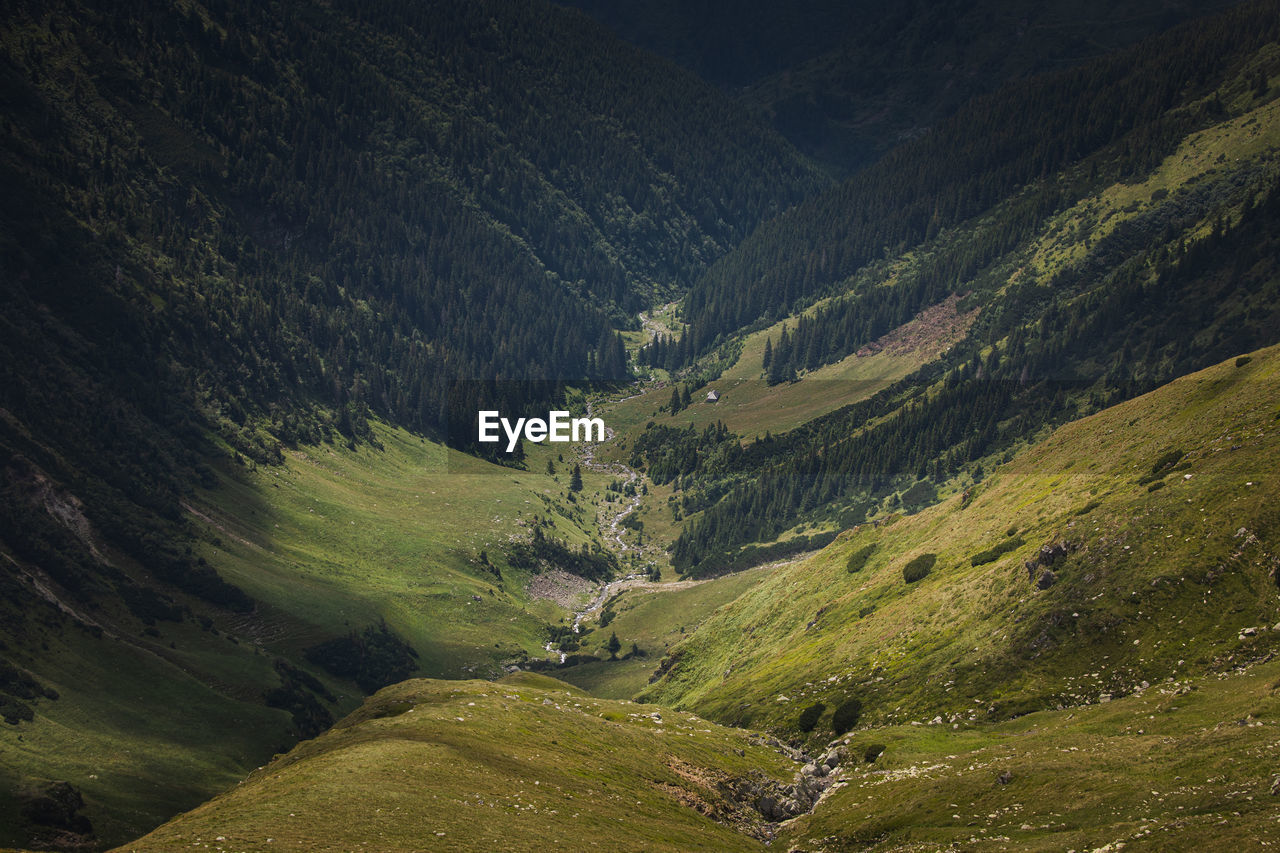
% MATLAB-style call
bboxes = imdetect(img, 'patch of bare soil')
[856,292,978,359]
[525,569,595,609]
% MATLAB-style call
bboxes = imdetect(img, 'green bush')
[832,698,862,734]
[902,553,936,583]
[1149,449,1184,476]
[846,543,877,573]
[797,702,825,732]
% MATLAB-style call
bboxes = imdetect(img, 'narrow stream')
[570,394,649,631]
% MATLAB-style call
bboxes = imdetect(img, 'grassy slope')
[0,621,289,847]
[555,565,779,699]
[0,424,620,847]
[193,423,612,678]
[783,657,1280,851]
[1024,51,1280,284]
[114,675,797,853]
[610,297,949,446]
[641,346,1280,737]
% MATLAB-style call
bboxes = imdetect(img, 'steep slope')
[0,0,822,679]
[638,15,1280,573]
[642,346,1280,737]
[779,658,1280,850]
[0,425,623,848]
[0,2,821,844]
[115,674,799,853]
[679,0,1280,356]
[564,0,1239,175]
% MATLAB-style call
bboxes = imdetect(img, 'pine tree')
[762,336,773,371]
[569,463,583,492]
[606,632,621,659]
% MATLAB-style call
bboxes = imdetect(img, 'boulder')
[757,794,780,821]
[1026,540,1076,581]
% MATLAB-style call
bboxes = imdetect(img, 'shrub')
[797,702,825,732]
[863,743,886,763]
[902,553,936,583]
[832,698,862,734]
[970,537,1024,567]
[846,543,876,573]
[1149,449,1184,476]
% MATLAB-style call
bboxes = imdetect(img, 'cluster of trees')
[629,421,737,487]
[505,526,617,581]
[637,333,694,372]
[303,622,419,695]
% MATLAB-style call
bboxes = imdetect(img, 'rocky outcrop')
[1026,540,1077,586]
[734,744,850,823]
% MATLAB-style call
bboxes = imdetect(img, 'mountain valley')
[2,1,1280,851]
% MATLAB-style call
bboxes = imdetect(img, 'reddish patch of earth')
[856,293,978,359]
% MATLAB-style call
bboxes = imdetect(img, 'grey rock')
[757,794,779,820]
